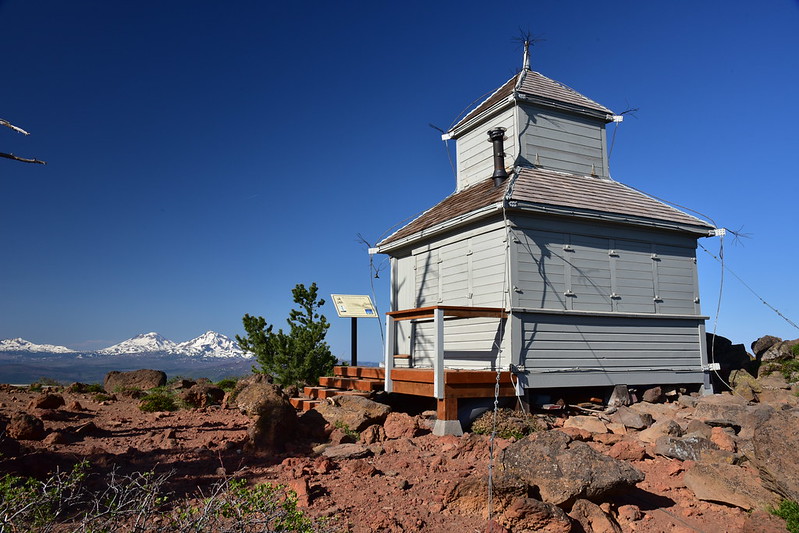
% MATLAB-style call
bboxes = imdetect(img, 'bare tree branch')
[0,118,31,135]
[0,152,46,165]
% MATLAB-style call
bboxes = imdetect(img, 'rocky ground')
[1,335,798,532]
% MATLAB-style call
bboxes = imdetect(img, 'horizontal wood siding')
[519,312,704,386]
[412,317,508,369]
[399,219,510,369]
[521,105,607,177]
[456,110,516,191]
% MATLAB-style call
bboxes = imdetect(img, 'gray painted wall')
[517,312,706,388]
[455,109,516,191]
[509,215,700,316]
[388,219,511,369]
[518,104,608,178]
[509,213,706,388]
[385,211,707,387]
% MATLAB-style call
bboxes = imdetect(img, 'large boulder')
[313,395,391,432]
[563,415,608,434]
[683,463,779,511]
[383,412,423,439]
[705,333,756,380]
[233,375,297,451]
[104,369,166,392]
[180,383,225,408]
[729,369,762,401]
[28,393,65,410]
[568,499,622,533]
[751,335,782,358]
[637,419,682,444]
[751,410,799,501]
[7,412,46,441]
[501,431,644,507]
[444,473,572,532]
[609,406,653,430]
[654,435,734,463]
[760,339,799,363]
[499,497,573,533]
[693,395,774,439]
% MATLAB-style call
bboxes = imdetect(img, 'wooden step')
[333,366,384,380]
[394,354,411,360]
[319,376,384,391]
[303,386,371,400]
[289,397,324,411]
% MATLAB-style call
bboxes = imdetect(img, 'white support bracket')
[709,228,726,237]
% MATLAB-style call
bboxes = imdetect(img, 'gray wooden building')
[375,51,717,412]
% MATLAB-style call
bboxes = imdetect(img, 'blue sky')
[1,1,798,362]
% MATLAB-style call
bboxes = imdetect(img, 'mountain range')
[0,332,255,385]
[0,331,251,359]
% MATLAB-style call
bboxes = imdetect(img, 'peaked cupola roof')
[449,69,614,136]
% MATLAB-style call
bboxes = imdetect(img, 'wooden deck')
[295,365,519,435]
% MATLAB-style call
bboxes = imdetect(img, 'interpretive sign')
[330,294,378,318]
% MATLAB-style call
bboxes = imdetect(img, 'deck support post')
[433,398,462,436]
[433,307,444,400]
[384,314,394,393]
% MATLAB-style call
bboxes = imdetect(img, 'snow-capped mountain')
[0,338,75,354]
[1,331,251,359]
[96,331,250,358]
[97,332,179,355]
[176,331,246,358]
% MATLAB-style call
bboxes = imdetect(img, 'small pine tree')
[237,282,336,387]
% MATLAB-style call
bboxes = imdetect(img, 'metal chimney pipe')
[487,128,508,187]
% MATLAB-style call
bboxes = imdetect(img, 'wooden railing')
[383,305,508,399]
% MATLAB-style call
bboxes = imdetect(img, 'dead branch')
[0,118,30,136]
[0,152,46,165]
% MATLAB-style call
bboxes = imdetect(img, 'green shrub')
[0,461,87,531]
[215,377,238,391]
[334,420,359,440]
[0,463,331,532]
[93,392,115,402]
[761,359,799,383]
[770,499,799,533]
[471,408,542,440]
[85,383,104,393]
[139,391,178,412]
[792,344,799,357]
[172,478,322,532]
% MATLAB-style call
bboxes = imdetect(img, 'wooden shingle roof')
[509,168,713,230]
[377,178,505,247]
[377,168,713,250]
[451,70,613,133]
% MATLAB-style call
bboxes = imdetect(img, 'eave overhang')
[376,201,505,254]
[506,200,715,237]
